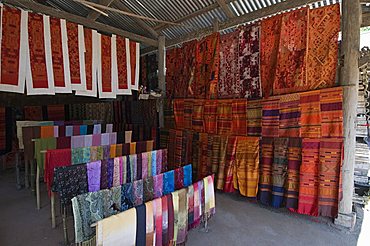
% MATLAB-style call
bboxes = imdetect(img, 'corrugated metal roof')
[34,0,346,46]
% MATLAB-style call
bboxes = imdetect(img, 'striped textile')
[216,135,228,190]
[279,93,300,137]
[320,87,343,138]
[217,100,233,135]
[173,100,185,129]
[259,138,274,205]
[299,90,321,138]
[210,135,221,175]
[183,99,193,129]
[223,136,237,193]
[285,138,302,209]
[174,129,184,168]
[271,138,289,208]
[164,100,175,129]
[262,98,280,137]
[168,129,176,169]
[204,100,218,134]
[198,133,209,179]
[247,99,262,136]
[297,139,320,216]
[233,136,260,197]
[318,138,342,217]
[191,132,200,180]
[192,100,204,132]
[231,100,248,136]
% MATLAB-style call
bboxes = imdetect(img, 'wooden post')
[51,192,56,228]
[63,207,69,245]
[213,18,219,32]
[158,35,166,128]
[334,0,361,229]
[30,159,35,193]
[25,157,29,189]
[36,165,40,210]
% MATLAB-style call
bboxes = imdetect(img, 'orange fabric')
[40,126,54,138]
[66,22,80,85]
[50,17,65,87]
[84,28,93,90]
[101,35,112,93]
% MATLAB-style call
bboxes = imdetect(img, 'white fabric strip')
[132,42,140,91]
[57,19,72,93]
[125,38,132,92]
[111,34,119,96]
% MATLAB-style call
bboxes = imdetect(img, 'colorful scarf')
[247,99,262,136]
[87,161,101,192]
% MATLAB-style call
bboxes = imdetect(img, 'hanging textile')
[192,100,204,132]
[320,87,343,137]
[75,28,98,97]
[300,90,321,138]
[66,21,85,91]
[231,100,248,136]
[261,97,280,137]
[217,99,232,135]
[259,137,274,205]
[260,15,282,98]
[181,40,197,98]
[24,106,43,120]
[203,100,218,134]
[273,8,308,95]
[218,30,241,98]
[49,17,71,93]
[194,33,220,99]
[98,34,116,98]
[233,136,260,197]
[115,36,131,95]
[183,99,193,129]
[165,48,179,99]
[129,40,140,91]
[0,6,27,93]
[306,4,340,91]
[223,136,237,193]
[26,13,55,95]
[238,23,261,99]
[247,99,262,136]
[47,104,65,120]
[285,138,302,209]
[279,93,300,137]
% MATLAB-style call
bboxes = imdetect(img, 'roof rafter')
[216,0,235,18]
[87,0,114,20]
[5,0,158,46]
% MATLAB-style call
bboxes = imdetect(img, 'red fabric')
[84,28,93,90]
[45,149,71,196]
[129,41,137,87]
[50,17,65,87]
[66,22,80,86]
[24,106,43,120]
[101,35,112,93]
[1,6,21,86]
[47,104,65,120]
[28,13,48,89]
[116,36,128,90]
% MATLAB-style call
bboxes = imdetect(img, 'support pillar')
[158,35,166,128]
[335,0,361,229]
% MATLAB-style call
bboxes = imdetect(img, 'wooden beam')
[5,0,158,46]
[362,12,370,27]
[216,0,234,19]
[87,0,114,21]
[167,0,322,47]
[335,0,360,229]
[113,1,159,38]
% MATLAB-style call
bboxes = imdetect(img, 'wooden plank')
[4,0,158,46]
[113,1,159,38]
[216,0,234,19]
[87,0,115,20]
[167,0,322,47]
[338,0,361,216]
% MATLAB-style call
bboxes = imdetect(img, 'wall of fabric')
[165,4,340,100]
[0,5,139,97]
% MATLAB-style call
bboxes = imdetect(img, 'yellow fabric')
[96,207,137,246]
[130,143,136,155]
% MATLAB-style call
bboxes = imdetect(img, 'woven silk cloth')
[259,138,274,205]
[238,23,261,99]
[231,100,248,136]
[66,21,81,88]
[218,30,241,98]
[116,36,129,94]
[273,8,308,95]
[0,6,26,93]
[260,15,282,98]
[279,93,300,137]
[217,99,233,135]
[247,99,262,136]
[24,106,43,120]
[306,4,340,91]
[47,105,65,120]
[192,100,204,132]
[233,136,260,197]
[180,40,197,98]
[183,99,193,129]
[165,48,178,99]
[262,97,280,137]
[45,148,71,196]
[216,135,228,190]
[285,138,302,209]
[271,138,289,208]
[299,90,321,138]
[194,33,220,99]
[223,136,237,193]
[135,206,146,246]
[204,100,218,134]
[53,164,88,206]
[320,87,343,137]
[173,99,184,129]
[87,161,102,192]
